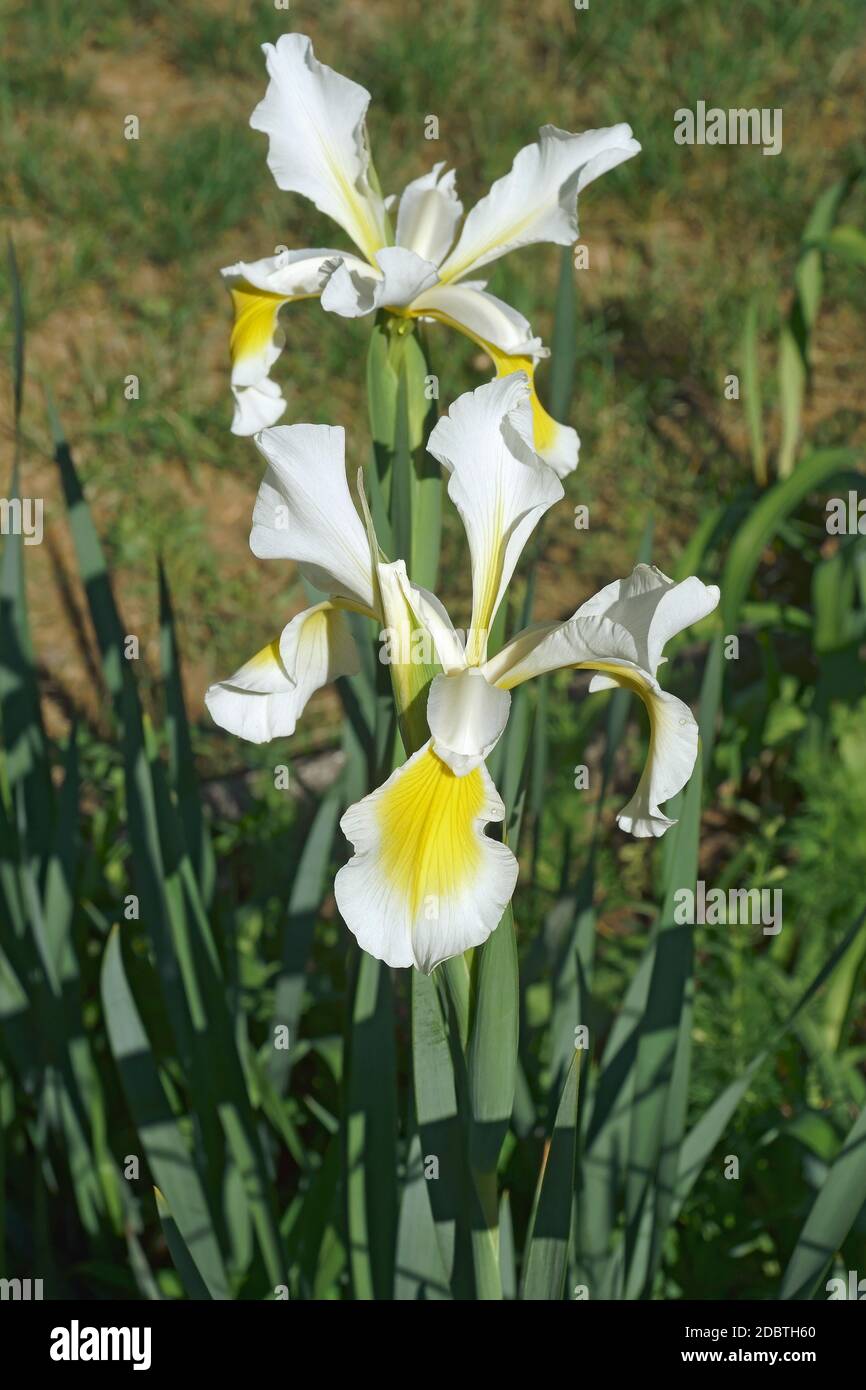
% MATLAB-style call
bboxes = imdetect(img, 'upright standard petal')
[222,250,353,435]
[427,373,563,662]
[320,246,439,318]
[205,603,358,744]
[377,561,468,674]
[250,33,389,261]
[334,743,518,972]
[395,163,463,265]
[410,282,579,478]
[250,424,375,611]
[574,564,720,675]
[436,123,640,283]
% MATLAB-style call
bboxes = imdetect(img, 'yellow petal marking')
[378,747,485,919]
[228,281,317,367]
[485,348,559,456]
[408,307,560,455]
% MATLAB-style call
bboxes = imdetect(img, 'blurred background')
[1,0,865,1300]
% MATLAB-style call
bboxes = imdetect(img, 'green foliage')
[2,0,866,1302]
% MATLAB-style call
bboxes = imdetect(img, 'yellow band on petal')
[378,746,484,918]
[248,636,287,672]
[485,348,559,457]
[408,306,559,457]
[229,282,286,366]
[228,281,317,367]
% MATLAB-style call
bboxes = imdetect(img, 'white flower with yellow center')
[206,374,718,973]
[223,31,640,477]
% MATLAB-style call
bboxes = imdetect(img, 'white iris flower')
[223,32,640,477]
[206,373,718,974]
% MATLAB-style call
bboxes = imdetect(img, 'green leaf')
[623,751,701,1293]
[345,950,398,1299]
[720,448,862,628]
[394,1132,451,1300]
[780,1102,866,1299]
[809,224,866,266]
[365,318,440,589]
[741,296,767,486]
[468,904,518,1174]
[521,1053,580,1300]
[155,1189,215,1301]
[268,789,341,1095]
[159,562,214,903]
[411,968,476,1298]
[776,322,805,479]
[674,907,866,1221]
[101,928,231,1300]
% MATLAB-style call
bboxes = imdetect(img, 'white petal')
[575,565,720,675]
[222,249,353,434]
[482,613,639,689]
[395,163,463,265]
[412,281,543,356]
[250,34,389,260]
[437,123,640,282]
[230,380,286,436]
[320,246,439,318]
[427,373,563,659]
[222,249,347,388]
[612,678,700,838]
[250,424,375,611]
[411,282,579,477]
[380,563,467,674]
[426,669,511,776]
[482,593,712,839]
[488,629,702,837]
[334,742,518,973]
[205,603,358,744]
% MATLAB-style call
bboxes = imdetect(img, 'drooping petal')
[334,742,518,972]
[485,569,720,688]
[395,163,463,265]
[250,424,375,611]
[437,123,640,283]
[320,246,439,318]
[411,282,579,477]
[427,373,563,662]
[250,33,389,261]
[205,603,358,744]
[587,669,701,838]
[487,626,702,837]
[481,569,719,838]
[426,668,511,776]
[222,250,352,435]
[574,564,720,676]
[230,379,286,435]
